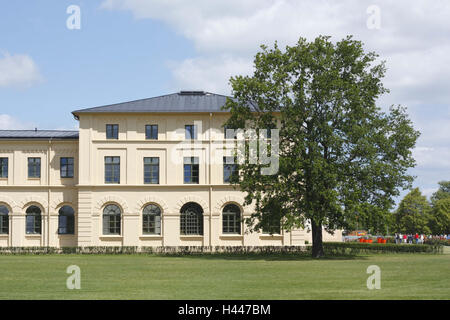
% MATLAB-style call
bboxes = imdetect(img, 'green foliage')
[429,198,450,235]
[423,237,450,246]
[394,188,431,234]
[323,242,443,255]
[0,244,443,256]
[0,246,310,256]
[430,181,450,204]
[0,246,139,255]
[223,36,420,257]
[427,181,450,235]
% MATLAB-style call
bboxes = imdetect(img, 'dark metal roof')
[0,130,79,140]
[72,91,234,115]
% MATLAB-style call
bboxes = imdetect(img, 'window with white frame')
[180,202,203,235]
[183,157,199,184]
[0,158,8,178]
[106,124,119,139]
[58,205,75,234]
[105,156,120,184]
[103,204,121,235]
[144,157,159,184]
[28,158,41,178]
[26,205,41,234]
[0,205,9,234]
[222,204,241,234]
[142,204,161,235]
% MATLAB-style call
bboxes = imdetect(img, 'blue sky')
[0,0,449,203]
[0,1,194,129]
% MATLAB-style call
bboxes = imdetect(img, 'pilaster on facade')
[77,190,93,247]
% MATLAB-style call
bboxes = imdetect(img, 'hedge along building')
[0,91,341,248]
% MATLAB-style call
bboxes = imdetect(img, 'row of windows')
[106,124,163,140]
[0,157,74,179]
[104,156,238,184]
[0,155,238,184]
[107,124,197,140]
[0,203,251,236]
[0,205,74,235]
[106,124,198,140]
[106,124,273,140]
[224,126,276,139]
[102,202,243,236]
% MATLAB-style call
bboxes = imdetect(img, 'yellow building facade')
[0,91,341,248]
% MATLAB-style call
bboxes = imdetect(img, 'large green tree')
[223,36,420,257]
[394,188,431,234]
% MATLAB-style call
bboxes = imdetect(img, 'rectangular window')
[185,125,198,140]
[262,224,281,235]
[143,214,161,235]
[262,215,281,235]
[105,156,120,184]
[223,213,241,234]
[183,157,199,184]
[58,215,75,234]
[0,158,8,178]
[144,157,159,184]
[224,126,237,139]
[223,156,238,183]
[0,215,8,234]
[28,158,41,178]
[145,125,158,140]
[106,124,119,139]
[103,215,121,235]
[26,215,41,234]
[60,157,74,178]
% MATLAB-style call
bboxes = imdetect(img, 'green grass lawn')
[0,253,449,299]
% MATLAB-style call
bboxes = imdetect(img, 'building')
[0,91,341,248]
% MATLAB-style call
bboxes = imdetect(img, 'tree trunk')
[311,220,324,258]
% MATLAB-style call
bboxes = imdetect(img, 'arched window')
[26,205,41,234]
[180,202,203,235]
[0,205,9,234]
[143,204,161,235]
[58,205,75,234]
[222,204,241,234]
[103,204,121,235]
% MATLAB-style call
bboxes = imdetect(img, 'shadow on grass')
[151,253,370,261]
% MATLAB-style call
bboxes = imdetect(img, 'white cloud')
[167,55,253,95]
[413,146,450,169]
[100,0,450,100]
[412,115,450,148]
[0,52,42,88]
[383,45,450,106]
[0,114,35,130]
[101,0,450,196]
[421,188,438,198]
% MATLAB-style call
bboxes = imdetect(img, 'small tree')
[429,199,450,235]
[429,181,450,235]
[430,181,450,204]
[395,188,431,234]
[224,36,420,257]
